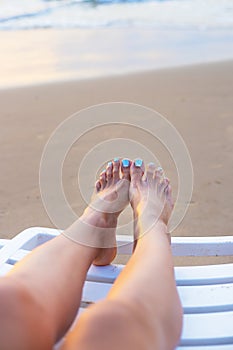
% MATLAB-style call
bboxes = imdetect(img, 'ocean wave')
[0,0,233,30]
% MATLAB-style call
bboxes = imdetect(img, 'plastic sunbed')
[0,227,233,349]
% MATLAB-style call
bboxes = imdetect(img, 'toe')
[121,158,131,181]
[130,158,144,186]
[113,158,120,183]
[106,161,113,186]
[159,177,170,195]
[95,180,101,192]
[99,170,107,190]
[154,166,164,186]
[146,162,156,184]
[165,184,174,207]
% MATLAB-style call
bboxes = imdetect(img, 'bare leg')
[63,161,183,350]
[0,158,131,350]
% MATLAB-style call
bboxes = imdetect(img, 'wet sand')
[0,60,233,264]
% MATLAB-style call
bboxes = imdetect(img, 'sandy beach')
[0,27,233,266]
[0,59,232,241]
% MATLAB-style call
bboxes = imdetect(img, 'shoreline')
[0,28,233,89]
[0,58,233,91]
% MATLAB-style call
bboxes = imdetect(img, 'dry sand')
[0,60,233,264]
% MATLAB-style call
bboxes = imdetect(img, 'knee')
[0,277,54,350]
[162,298,183,348]
[0,277,29,318]
[64,299,157,350]
[82,299,137,331]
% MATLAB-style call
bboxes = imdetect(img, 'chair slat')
[171,236,233,256]
[82,281,233,314]
[117,235,233,256]
[2,228,232,258]
[87,263,233,286]
[6,249,30,265]
[176,345,233,350]
[87,264,123,283]
[0,239,10,249]
[181,311,233,345]
[83,281,112,304]
[3,248,233,287]
[1,229,233,261]
[178,283,233,313]
[175,264,233,286]
[0,228,58,267]
[0,263,14,276]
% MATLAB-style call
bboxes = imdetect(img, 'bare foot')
[129,160,174,243]
[64,158,131,266]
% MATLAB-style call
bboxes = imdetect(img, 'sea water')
[0,0,233,30]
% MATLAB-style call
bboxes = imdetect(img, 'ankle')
[135,212,167,234]
[63,213,117,250]
[133,214,172,246]
[82,207,118,229]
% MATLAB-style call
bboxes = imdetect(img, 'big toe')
[130,159,144,187]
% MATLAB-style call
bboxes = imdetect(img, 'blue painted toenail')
[148,162,155,167]
[114,157,119,162]
[135,159,143,167]
[107,161,112,167]
[122,159,130,167]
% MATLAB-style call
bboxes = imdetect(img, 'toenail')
[157,166,163,173]
[122,159,130,167]
[107,161,112,167]
[148,162,155,167]
[134,159,143,167]
[114,157,119,162]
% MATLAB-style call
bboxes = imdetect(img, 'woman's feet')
[129,160,174,241]
[64,158,173,264]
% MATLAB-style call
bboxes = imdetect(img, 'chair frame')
[0,227,233,349]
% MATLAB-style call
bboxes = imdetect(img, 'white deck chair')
[0,227,233,349]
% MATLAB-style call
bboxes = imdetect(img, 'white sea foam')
[0,0,233,30]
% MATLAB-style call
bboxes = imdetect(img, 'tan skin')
[0,159,183,350]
